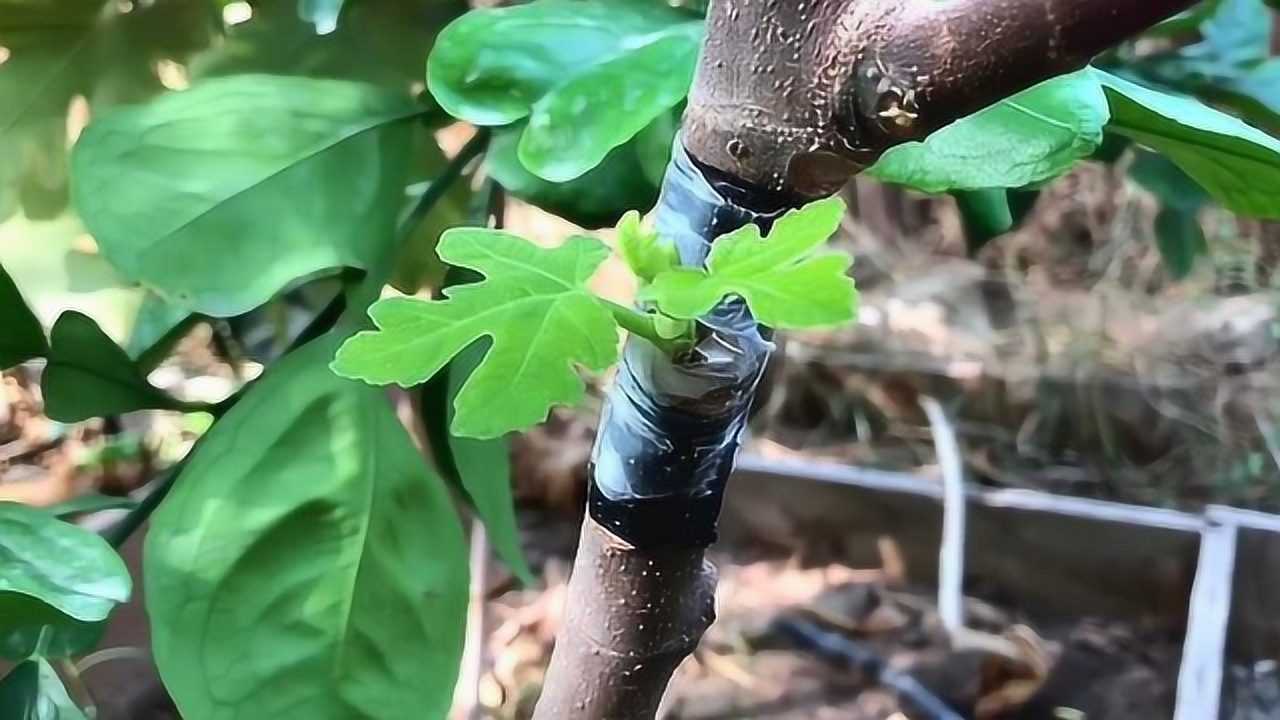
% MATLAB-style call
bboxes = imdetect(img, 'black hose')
[773,617,965,720]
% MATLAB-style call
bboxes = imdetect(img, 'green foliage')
[145,330,468,720]
[869,70,1110,192]
[643,197,856,328]
[953,189,1016,255]
[422,341,533,583]
[1094,68,1280,219]
[487,124,662,228]
[428,0,700,181]
[337,199,856,437]
[617,211,678,284]
[297,0,346,34]
[0,501,131,647]
[334,231,619,439]
[0,263,47,369]
[42,494,138,519]
[42,311,191,423]
[0,658,88,720]
[1132,151,1212,279]
[71,74,417,316]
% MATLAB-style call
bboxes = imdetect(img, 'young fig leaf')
[332,230,619,439]
[642,197,857,328]
[616,210,677,284]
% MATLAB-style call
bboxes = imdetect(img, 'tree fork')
[534,1,1195,717]
[684,0,1199,196]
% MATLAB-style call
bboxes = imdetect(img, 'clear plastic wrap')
[588,143,793,548]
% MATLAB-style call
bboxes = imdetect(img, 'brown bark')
[532,517,717,720]
[684,0,1199,196]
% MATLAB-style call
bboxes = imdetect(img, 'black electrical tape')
[588,141,795,549]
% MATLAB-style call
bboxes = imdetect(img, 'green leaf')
[0,263,47,369]
[124,292,195,374]
[42,494,137,519]
[334,230,618,439]
[428,0,701,180]
[0,658,89,720]
[71,74,416,317]
[42,311,188,423]
[644,197,857,328]
[1154,207,1209,280]
[0,501,131,634]
[616,211,677,284]
[953,189,1014,255]
[869,69,1109,192]
[1130,149,1211,212]
[145,331,468,720]
[487,124,660,228]
[1094,68,1280,218]
[423,341,533,584]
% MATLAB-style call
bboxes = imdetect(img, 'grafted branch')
[684,0,1199,196]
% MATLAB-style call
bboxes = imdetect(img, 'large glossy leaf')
[42,311,188,423]
[0,501,131,635]
[0,658,89,720]
[146,330,468,720]
[191,0,466,92]
[0,262,47,369]
[869,70,1109,192]
[71,74,416,316]
[1094,69,1280,218]
[428,0,701,180]
[333,230,618,439]
[488,124,660,229]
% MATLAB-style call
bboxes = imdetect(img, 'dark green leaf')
[428,0,700,180]
[1130,150,1211,212]
[71,75,417,317]
[1154,207,1209,280]
[869,69,1109,192]
[146,330,468,720]
[0,263,47,369]
[43,494,137,519]
[1094,68,1280,218]
[42,311,189,423]
[0,501,131,637]
[424,341,533,584]
[0,658,89,719]
[0,614,106,663]
[953,189,1014,255]
[488,124,660,229]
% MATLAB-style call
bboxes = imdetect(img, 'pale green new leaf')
[616,210,677,284]
[333,230,618,439]
[643,197,856,328]
[146,331,468,720]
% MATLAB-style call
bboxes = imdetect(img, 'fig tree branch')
[683,0,1199,196]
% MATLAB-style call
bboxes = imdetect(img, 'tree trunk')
[534,1,1198,717]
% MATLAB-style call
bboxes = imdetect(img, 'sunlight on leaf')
[333,230,618,438]
[643,197,857,328]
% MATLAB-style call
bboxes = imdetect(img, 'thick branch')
[532,517,717,719]
[684,0,1198,196]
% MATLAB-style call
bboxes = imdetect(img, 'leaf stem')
[397,128,490,244]
[601,300,689,356]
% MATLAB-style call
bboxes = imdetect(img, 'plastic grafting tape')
[587,141,799,549]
